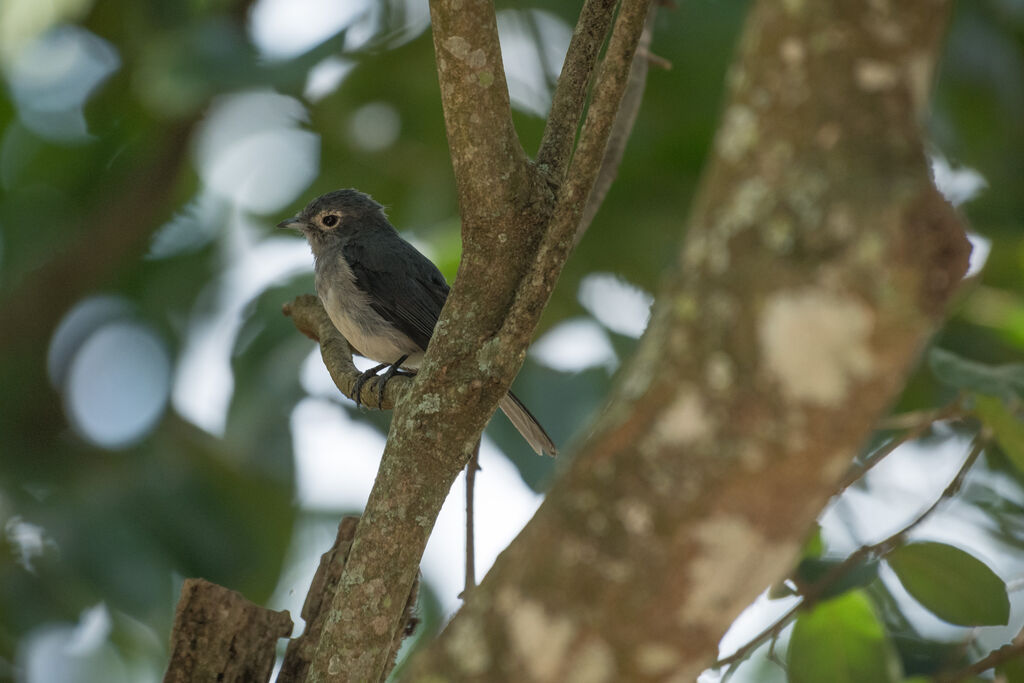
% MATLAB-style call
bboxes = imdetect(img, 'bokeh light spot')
[578,273,653,338]
[531,318,618,373]
[5,24,120,141]
[195,91,319,213]
[496,9,572,117]
[18,605,131,683]
[931,154,987,207]
[249,0,364,60]
[348,102,400,152]
[4,516,52,572]
[66,322,170,449]
[304,57,355,102]
[47,295,134,390]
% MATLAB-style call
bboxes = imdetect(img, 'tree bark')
[301,1,652,680]
[163,578,292,683]
[278,518,360,683]
[404,1,970,680]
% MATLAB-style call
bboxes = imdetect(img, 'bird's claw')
[374,355,412,409]
[352,363,387,408]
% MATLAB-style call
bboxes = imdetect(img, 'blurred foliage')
[787,590,902,683]
[0,0,1023,680]
[887,541,1009,628]
[721,350,1024,681]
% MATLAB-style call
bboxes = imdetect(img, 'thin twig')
[936,628,981,681]
[887,435,986,542]
[834,400,964,494]
[714,435,988,670]
[638,47,672,70]
[935,627,1024,682]
[810,436,985,598]
[575,1,660,244]
[877,409,945,431]
[503,0,654,343]
[714,600,803,670]
[462,440,481,599]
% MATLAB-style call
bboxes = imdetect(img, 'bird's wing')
[342,233,450,352]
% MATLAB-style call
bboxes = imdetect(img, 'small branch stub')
[163,578,292,683]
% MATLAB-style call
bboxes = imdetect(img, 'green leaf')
[802,524,824,559]
[788,591,901,683]
[929,348,1024,400]
[770,526,828,598]
[975,394,1024,472]
[794,557,880,601]
[888,542,1009,626]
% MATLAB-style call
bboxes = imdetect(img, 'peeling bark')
[163,579,292,683]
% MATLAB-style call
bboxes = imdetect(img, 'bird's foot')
[352,363,388,408]
[375,355,414,409]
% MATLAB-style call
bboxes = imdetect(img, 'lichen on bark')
[404,1,970,680]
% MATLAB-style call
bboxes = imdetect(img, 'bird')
[278,188,557,457]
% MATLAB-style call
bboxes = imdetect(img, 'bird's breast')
[315,255,422,367]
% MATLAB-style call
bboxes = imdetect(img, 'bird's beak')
[276,216,305,231]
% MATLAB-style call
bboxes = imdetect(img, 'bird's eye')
[322,214,339,228]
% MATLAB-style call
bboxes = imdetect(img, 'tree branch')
[536,0,618,182]
[298,2,657,679]
[300,1,543,677]
[936,626,1024,682]
[282,295,413,409]
[277,516,420,683]
[278,518,360,683]
[574,2,661,244]
[427,0,531,229]
[504,0,653,343]
[407,1,969,679]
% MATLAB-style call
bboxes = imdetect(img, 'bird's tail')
[498,391,557,457]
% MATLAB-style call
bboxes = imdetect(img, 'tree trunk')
[404,1,969,680]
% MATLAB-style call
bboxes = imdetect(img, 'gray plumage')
[279,189,557,456]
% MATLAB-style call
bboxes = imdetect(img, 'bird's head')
[277,189,385,245]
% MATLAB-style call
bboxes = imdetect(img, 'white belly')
[317,266,423,368]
